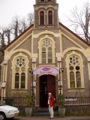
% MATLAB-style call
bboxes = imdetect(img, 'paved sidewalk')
[15,116,90,120]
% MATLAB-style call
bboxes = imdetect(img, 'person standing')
[48,92,54,119]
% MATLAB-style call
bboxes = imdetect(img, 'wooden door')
[39,75,56,107]
[47,75,56,98]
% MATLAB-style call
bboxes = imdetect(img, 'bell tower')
[34,0,59,29]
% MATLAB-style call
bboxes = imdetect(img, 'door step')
[33,107,59,116]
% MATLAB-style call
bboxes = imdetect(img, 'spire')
[36,0,57,4]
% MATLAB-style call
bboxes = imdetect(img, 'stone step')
[33,107,59,116]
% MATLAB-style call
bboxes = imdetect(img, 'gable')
[62,35,80,51]
[59,23,90,51]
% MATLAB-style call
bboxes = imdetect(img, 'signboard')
[33,65,59,75]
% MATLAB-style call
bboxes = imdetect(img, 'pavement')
[14,116,90,120]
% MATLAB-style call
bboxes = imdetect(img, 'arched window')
[48,47,52,63]
[14,57,26,89]
[48,10,53,25]
[40,11,44,25]
[42,47,46,63]
[15,73,19,89]
[41,39,52,63]
[69,55,81,88]
[21,73,25,88]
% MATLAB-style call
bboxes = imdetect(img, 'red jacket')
[49,96,54,107]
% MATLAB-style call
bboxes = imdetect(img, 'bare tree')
[10,16,20,39]
[0,12,34,46]
[10,13,34,39]
[85,3,90,42]
[27,13,34,26]
[4,29,11,44]
[19,18,28,34]
[68,2,90,43]
[17,12,34,35]
[0,29,6,48]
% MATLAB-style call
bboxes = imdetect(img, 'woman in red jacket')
[48,92,54,119]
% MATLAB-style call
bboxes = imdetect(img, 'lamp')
[29,68,33,74]
[59,67,64,73]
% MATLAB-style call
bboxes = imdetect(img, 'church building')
[0,0,90,108]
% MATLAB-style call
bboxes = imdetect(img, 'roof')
[3,23,90,51]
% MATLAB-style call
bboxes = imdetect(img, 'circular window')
[69,66,74,70]
[76,66,80,70]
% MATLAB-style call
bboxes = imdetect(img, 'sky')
[0,0,88,28]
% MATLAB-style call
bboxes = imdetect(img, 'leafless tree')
[10,12,34,39]
[27,13,34,26]
[0,12,34,47]
[68,2,90,43]
[4,29,11,44]
[18,13,34,34]
[10,16,20,39]
[19,18,28,34]
[0,29,7,48]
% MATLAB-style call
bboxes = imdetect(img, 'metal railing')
[65,97,90,106]
[0,97,90,107]
[0,97,26,106]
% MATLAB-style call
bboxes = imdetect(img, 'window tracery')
[15,57,26,89]
[69,55,81,88]
[41,39,52,63]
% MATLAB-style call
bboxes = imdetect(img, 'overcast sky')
[0,0,88,28]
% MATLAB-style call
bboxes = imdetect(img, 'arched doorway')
[39,75,56,107]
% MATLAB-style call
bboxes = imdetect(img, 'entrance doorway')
[39,75,56,107]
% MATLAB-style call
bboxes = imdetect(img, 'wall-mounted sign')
[33,65,59,75]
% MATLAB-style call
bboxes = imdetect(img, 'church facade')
[0,0,90,107]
